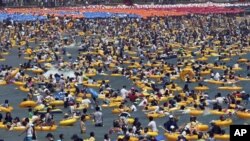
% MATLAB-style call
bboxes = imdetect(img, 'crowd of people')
[0,8,249,141]
[1,0,89,7]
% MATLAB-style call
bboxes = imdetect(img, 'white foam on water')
[43,67,75,78]
[203,107,212,116]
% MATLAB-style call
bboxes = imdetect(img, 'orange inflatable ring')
[180,68,195,81]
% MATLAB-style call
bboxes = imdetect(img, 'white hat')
[210,120,215,123]
[241,91,246,93]
[169,115,174,118]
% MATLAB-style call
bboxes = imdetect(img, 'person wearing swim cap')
[163,115,178,132]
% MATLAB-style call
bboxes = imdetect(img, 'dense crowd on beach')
[0,9,249,141]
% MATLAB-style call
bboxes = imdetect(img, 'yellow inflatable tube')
[110,97,123,102]
[74,115,91,120]
[200,70,211,76]
[77,93,92,98]
[109,102,121,108]
[238,77,250,81]
[196,124,209,131]
[83,83,100,88]
[214,119,232,127]
[97,95,105,100]
[24,56,33,60]
[82,80,110,84]
[19,101,36,108]
[102,102,121,108]
[232,67,243,71]
[127,118,135,124]
[117,135,139,141]
[209,110,226,115]
[177,101,188,106]
[0,125,58,131]
[75,104,89,110]
[237,58,248,63]
[142,86,153,91]
[0,58,6,61]
[214,134,230,140]
[0,80,7,85]
[218,86,242,91]
[85,73,96,77]
[0,106,14,112]
[19,86,30,92]
[205,80,224,85]
[59,118,77,126]
[166,86,182,92]
[148,75,164,79]
[146,131,158,137]
[110,74,123,76]
[197,57,208,61]
[34,105,45,111]
[165,133,198,141]
[189,109,204,116]
[236,111,250,119]
[112,109,124,114]
[10,68,19,78]
[38,109,62,114]
[221,58,230,62]
[85,115,92,120]
[212,66,226,70]
[13,81,26,86]
[167,107,180,112]
[194,86,209,91]
[159,96,174,102]
[65,88,76,93]
[2,52,9,55]
[147,106,158,111]
[112,108,131,114]
[10,126,26,131]
[37,59,46,63]
[180,68,195,81]
[35,125,58,131]
[49,100,64,106]
[32,69,44,73]
[146,113,165,118]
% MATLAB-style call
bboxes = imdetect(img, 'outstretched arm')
[159,125,169,132]
[19,125,28,136]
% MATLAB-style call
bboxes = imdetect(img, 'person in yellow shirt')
[80,115,86,134]
[84,132,95,141]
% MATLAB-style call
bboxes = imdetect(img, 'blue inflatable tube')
[155,135,165,141]
[54,92,66,100]
[87,88,99,98]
